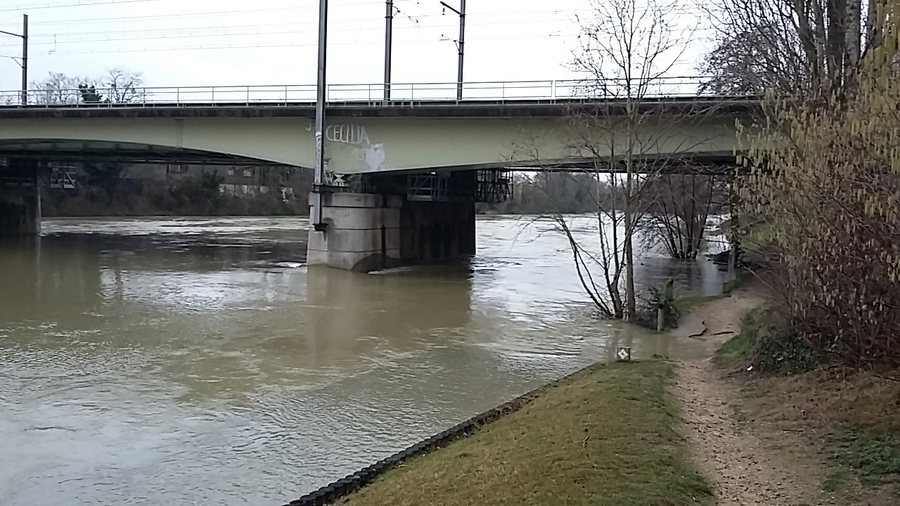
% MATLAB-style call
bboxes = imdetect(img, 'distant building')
[121,163,309,201]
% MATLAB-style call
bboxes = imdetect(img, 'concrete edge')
[281,360,609,506]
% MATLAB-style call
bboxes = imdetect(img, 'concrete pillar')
[307,192,403,272]
[307,192,477,272]
[0,161,41,236]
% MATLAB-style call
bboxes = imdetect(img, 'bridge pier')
[0,160,41,236]
[307,192,475,272]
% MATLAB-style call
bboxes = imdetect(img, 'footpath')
[671,287,898,506]
[670,289,820,505]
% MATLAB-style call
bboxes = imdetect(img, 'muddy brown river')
[0,215,726,505]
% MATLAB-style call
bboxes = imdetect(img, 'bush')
[754,332,821,374]
[715,307,822,373]
[739,22,900,370]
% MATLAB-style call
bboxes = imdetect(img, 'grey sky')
[0,0,712,94]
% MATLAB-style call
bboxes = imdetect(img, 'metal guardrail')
[0,77,721,108]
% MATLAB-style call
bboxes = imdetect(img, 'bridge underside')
[0,140,283,166]
[0,139,742,176]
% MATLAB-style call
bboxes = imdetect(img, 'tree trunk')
[845,0,861,88]
[725,173,741,290]
[624,158,636,320]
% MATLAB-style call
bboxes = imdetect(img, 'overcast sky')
[0,0,713,95]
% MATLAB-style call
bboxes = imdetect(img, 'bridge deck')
[0,80,753,172]
[0,96,759,119]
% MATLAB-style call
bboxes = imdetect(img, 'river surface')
[0,215,726,505]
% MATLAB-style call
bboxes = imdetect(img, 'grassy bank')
[337,361,711,506]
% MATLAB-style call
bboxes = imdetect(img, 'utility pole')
[312,0,328,231]
[21,14,27,105]
[384,0,393,101]
[0,14,28,106]
[440,0,465,101]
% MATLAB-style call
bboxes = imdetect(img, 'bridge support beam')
[400,199,476,262]
[0,160,41,236]
[307,192,475,272]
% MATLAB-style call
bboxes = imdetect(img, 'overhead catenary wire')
[0,0,712,88]
[8,35,715,59]
[2,4,710,27]
[0,0,458,14]
[0,1,712,49]
[0,17,712,51]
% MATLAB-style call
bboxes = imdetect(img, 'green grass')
[338,361,712,506]
[713,308,763,368]
[714,333,754,368]
[828,428,900,486]
[823,469,851,492]
[675,294,722,315]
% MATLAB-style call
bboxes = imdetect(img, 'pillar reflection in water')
[304,264,474,361]
[0,234,104,323]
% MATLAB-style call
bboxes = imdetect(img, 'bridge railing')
[0,76,718,107]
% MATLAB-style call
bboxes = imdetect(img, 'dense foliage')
[740,0,900,369]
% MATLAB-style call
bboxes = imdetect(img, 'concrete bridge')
[0,79,757,271]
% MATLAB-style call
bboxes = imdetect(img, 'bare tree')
[511,0,721,320]
[637,173,726,259]
[567,0,701,319]
[101,68,145,104]
[30,72,85,105]
[700,0,868,95]
[28,68,146,105]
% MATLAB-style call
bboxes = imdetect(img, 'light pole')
[0,14,28,106]
[312,0,328,232]
[439,0,465,101]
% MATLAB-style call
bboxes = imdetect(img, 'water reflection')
[0,215,727,506]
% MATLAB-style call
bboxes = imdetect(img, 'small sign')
[616,347,631,362]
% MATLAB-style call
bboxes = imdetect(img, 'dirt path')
[670,289,824,505]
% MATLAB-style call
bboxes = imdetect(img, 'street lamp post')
[312,0,329,231]
[0,14,28,106]
[439,0,465,101]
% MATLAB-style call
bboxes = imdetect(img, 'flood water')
[0,215,726,505]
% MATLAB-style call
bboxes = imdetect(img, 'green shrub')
[754,332,821,374]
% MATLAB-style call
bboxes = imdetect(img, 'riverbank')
[672,283,900,505]
[336,360,711,506]
[329,281,900,506]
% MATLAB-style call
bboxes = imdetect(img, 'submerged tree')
[637,173,726,259]
[515,0,722,319]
